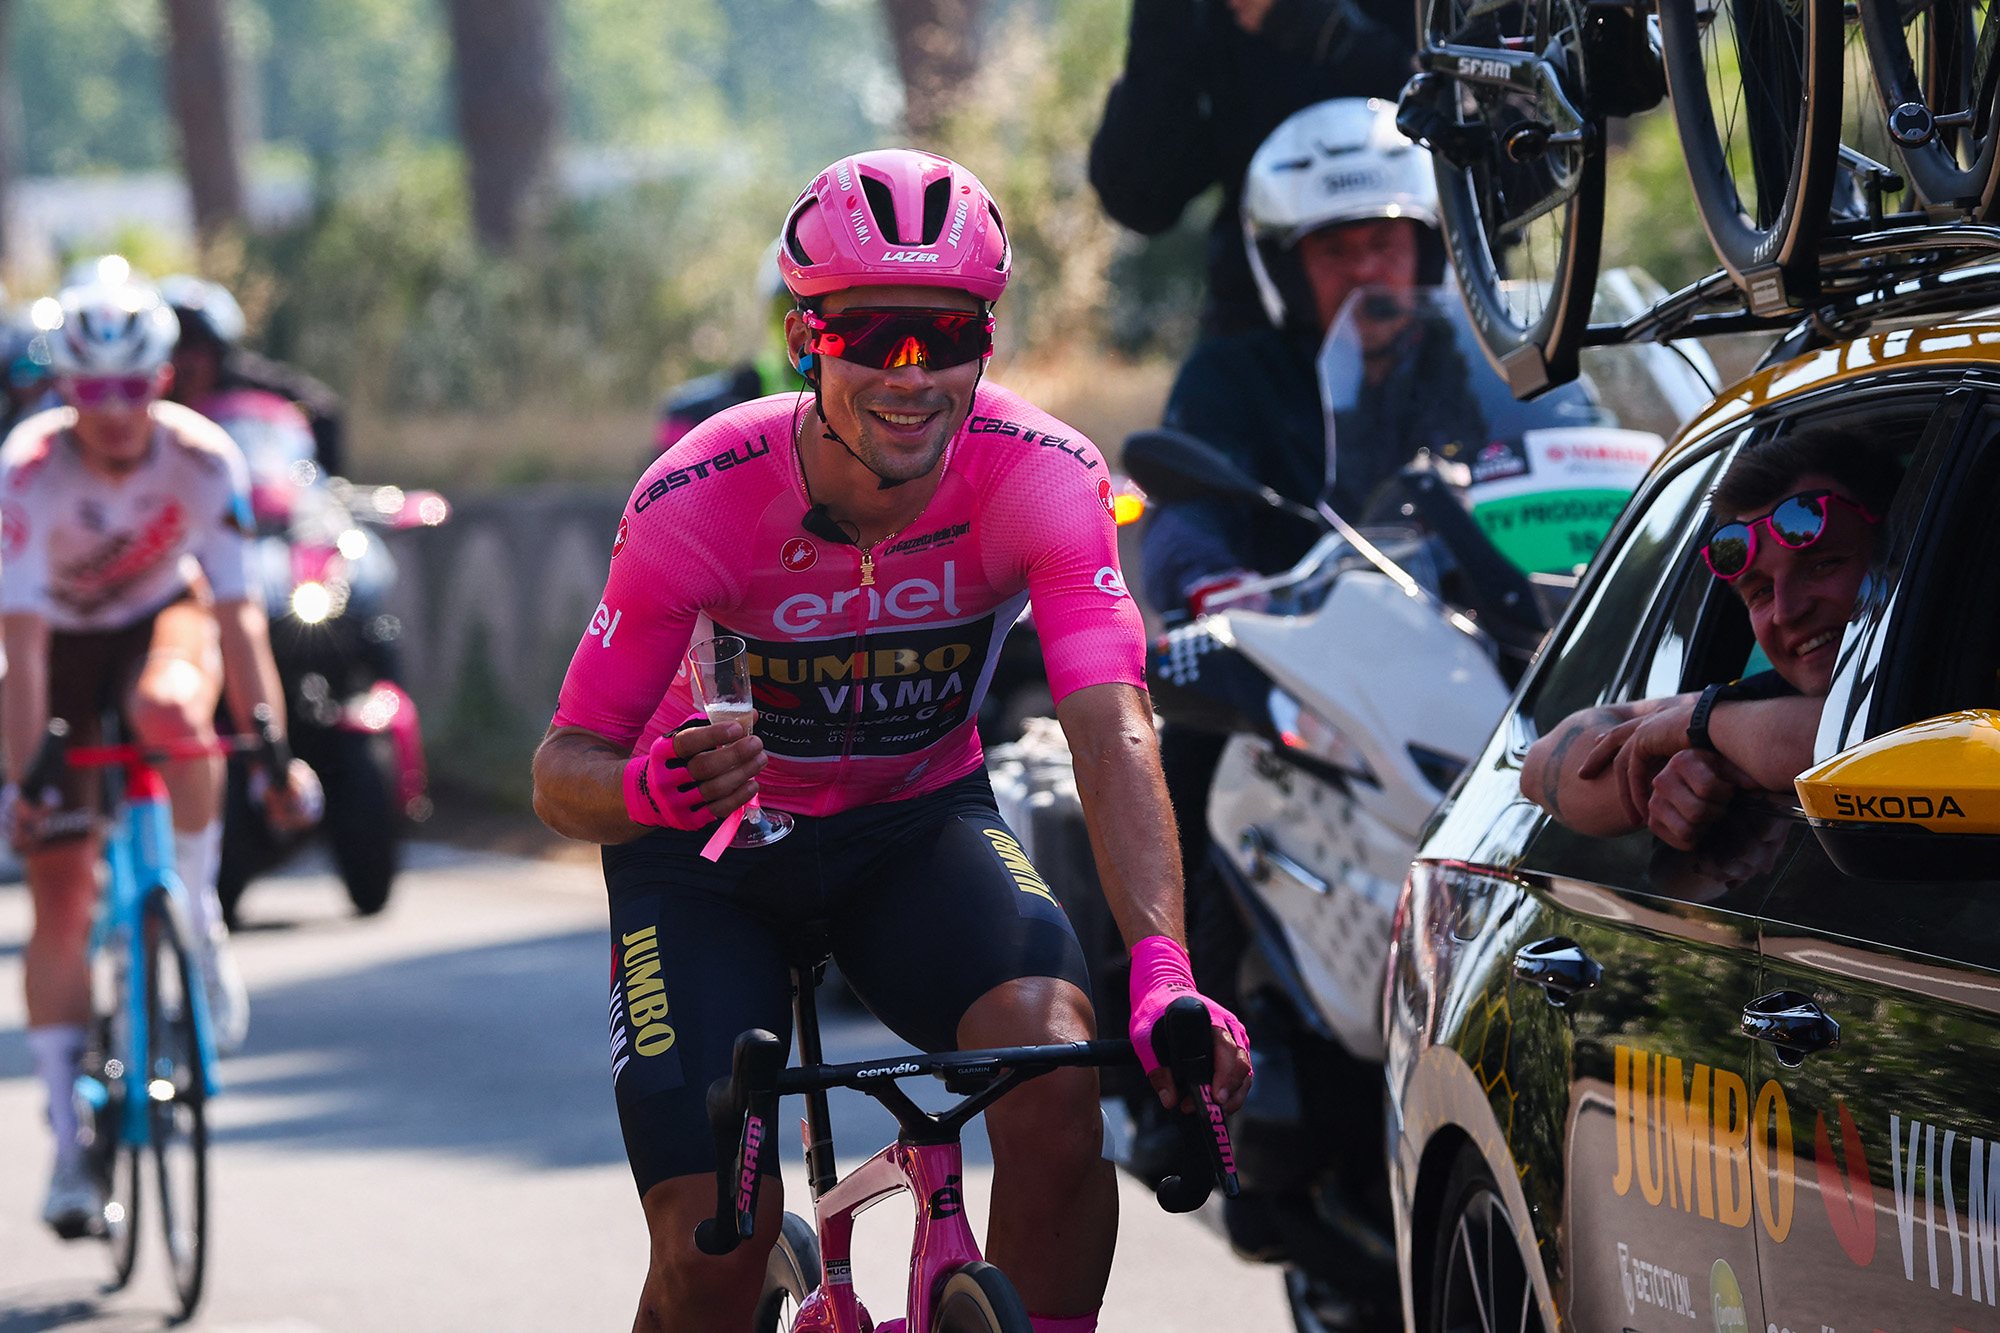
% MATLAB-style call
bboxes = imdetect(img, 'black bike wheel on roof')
[1860,0,2000,215]
[1658,0,1843,308]
[754,1211,822,1333]
[1421,0,1605,399]
[143,892,209,1320]
[931,1261,1034,1333]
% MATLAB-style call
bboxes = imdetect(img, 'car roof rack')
[1583,221,2000,353]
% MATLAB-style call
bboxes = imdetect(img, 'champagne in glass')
[687,635,791,848]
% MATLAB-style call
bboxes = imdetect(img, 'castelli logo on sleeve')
[782,537,818,572]
[1094,566,1129,598]
[1,500,26,558]
[1097,478,1115,517]
[612,516,629,558]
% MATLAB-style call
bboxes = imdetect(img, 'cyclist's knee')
[128,666,215,743]
[27,846,98,937]
[988,1061,1103,1170]
[958,975,1095,1049]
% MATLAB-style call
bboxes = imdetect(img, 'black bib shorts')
[600,770,1094,1198]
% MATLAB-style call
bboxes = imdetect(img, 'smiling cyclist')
[3,274,315,1238]
[533,149,1252,1333]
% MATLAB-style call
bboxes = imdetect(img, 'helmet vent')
[921,178,951,245]
[986,204,1009,268]
[784,203,817,267]
[861,176,902,244]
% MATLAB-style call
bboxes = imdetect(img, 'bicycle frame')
[74,755,223,1147]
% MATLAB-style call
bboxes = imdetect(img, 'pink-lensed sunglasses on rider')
[1701,489,1880,581]
[64,374,161,408]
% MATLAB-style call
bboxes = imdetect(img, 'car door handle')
[1512,937,1602,1007]
[1741,991,1841,1067]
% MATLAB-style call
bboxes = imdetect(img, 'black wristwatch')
[1687,682,1727,753]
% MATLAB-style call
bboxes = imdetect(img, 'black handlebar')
[692,996,1243,1254]
[1152,995,1242,1214]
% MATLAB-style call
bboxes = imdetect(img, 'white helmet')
[1243,98,1440,328]
[46,280,180,376]
[159,274,247,345]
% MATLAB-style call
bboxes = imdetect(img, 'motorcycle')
[1119,284,1707,1331]
[201,388,449,922]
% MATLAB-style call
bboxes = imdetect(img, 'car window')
[1526,447,1731,737]
[1870,402,2000,725]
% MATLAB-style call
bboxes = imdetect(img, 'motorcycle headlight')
[1268,686,1375,784]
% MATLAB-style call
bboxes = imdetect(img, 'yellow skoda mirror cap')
[1796,709,2000,835]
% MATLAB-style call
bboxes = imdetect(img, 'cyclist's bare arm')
[1521,697,1666,835]
[532,722,766,844]
[214,598,288,738]
[1058,680,1249,1112]
[2,612,51,782]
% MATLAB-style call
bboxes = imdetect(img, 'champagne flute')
[687,635,792,848]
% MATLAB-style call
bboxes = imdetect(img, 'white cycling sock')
[27,1024,86,1164]
[176,820,225,939]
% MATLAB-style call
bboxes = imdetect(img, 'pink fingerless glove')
[1127,935,1250,1075]
[623,729,716,832]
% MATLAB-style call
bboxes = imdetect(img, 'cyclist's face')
[789,285,983,486]
[1731,473,1877,697]
[62,368,169,475]
[1297,219,1421,336]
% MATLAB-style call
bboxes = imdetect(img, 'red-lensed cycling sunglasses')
[65,375,161,408]
[802,308,993,372]
[1701,489,1880,581]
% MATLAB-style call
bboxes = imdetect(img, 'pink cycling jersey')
[553,383,1147,816]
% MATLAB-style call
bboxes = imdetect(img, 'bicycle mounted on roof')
[1397,0,2000,396]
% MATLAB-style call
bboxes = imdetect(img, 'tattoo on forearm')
[1538,707,1618,823]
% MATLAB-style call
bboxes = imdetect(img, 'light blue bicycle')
[24,709,286,1319]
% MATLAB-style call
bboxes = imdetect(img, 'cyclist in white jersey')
[1,276,314,1238]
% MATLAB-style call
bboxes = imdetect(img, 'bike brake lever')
[1152,995,1241,1214]
[694,1029,786,1257]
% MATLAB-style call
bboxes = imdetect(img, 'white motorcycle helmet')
[1242,98,1442,330]
[46,279,180,376]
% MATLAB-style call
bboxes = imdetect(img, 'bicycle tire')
[1417,0,1605,397]
[1861,0,2000,213]
[1658,0,1844,307]
[88,988,142,1285]
[754,1211,822,1332]
[931,1261,1033,1333]
[144,893,209,1319]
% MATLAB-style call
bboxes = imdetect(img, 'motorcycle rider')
[4,275,314,1236]
[160,274,348,478]
[1090,0,1417,337]
[1141,97,1457,618]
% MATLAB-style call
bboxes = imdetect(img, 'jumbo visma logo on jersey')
[607,896,683,1100]
[723,616,998,759]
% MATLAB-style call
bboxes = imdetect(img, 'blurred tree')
[10,0,168,176]
[881,0,983,142]
[445,0,558,251]
[164,0,248,247]
[254,0,447,162]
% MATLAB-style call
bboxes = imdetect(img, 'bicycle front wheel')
[1419,0,1604,396]
[144,894,209,1319]
[931,1262,1033,1333]
[1861,0,2000,212]
[754,1211,821,1332]
[1659,0,1844,305]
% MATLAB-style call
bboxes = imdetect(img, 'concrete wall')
[382,487,626,804]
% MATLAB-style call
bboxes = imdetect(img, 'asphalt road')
[0,843,1290,1331]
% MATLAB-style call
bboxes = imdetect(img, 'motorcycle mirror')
[1121,429,1272,506]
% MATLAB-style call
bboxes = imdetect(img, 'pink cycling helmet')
[778,150,1011,303]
